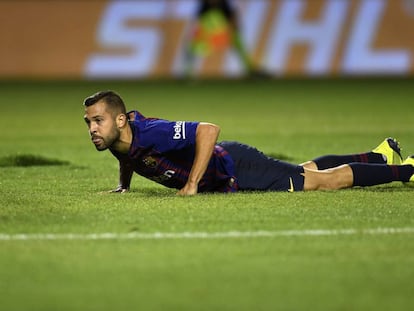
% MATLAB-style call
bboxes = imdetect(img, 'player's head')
[83,90,127,117]
[83,91,127,151]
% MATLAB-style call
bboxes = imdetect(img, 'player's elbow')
[204,122,220,137]
[209,123,221,137]
[198,122,221,140]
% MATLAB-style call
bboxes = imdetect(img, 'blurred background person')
[183,0,267,78]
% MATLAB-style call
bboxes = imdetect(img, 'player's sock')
[313,152,385,170]
[349,163,414,187]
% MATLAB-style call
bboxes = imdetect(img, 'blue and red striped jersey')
[111,110,238,193]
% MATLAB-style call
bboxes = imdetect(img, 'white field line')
[0,227,414,241]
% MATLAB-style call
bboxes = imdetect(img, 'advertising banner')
[1,0,413,78]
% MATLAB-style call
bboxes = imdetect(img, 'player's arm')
[110,160,133,193]
[177,122,220,196]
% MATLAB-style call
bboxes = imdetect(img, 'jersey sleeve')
[139,119,199,153]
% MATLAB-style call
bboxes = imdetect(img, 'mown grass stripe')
[1,227,414,241]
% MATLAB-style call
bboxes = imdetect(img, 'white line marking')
[0,227,413,241]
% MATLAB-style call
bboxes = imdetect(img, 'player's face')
[84,101,120,151]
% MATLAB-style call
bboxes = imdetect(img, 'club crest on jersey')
[173,121,186,140]
[143,156,158,168]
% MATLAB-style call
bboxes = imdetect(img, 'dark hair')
[83,91,127,116]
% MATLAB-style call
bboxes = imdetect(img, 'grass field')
[1,78,414,311]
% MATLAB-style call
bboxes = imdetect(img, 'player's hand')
[109,186,129,193]
[177,182,198,196]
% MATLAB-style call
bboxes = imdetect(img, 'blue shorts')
[219,141,305,192]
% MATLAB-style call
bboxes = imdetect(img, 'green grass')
[1,78,414,311]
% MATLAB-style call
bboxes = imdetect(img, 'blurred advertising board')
[1,0,413,78]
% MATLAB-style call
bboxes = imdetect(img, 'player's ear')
[116,113,127,128]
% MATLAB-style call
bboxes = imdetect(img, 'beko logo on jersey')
[173,121,186,140]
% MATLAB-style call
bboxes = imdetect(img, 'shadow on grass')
[0,154,70,167]
[266,153,294,162]
[350,184,414,192]
[100,187,176,197]
[103,185,413,197]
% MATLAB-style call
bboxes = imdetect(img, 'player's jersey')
[110,110,238,193]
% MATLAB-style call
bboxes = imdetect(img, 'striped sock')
[313,152,385,170]
[349,163,414,187]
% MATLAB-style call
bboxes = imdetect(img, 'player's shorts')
[218,141,305,192]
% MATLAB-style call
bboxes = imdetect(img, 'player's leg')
[232,32,254,72]
[303,162,414,191]
[301,137,402,170]
[302,165,353,190]
[403,156,414,184]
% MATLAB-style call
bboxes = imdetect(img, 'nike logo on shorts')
[288,177,295,192]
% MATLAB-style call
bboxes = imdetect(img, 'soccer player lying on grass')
[83,91,414,196]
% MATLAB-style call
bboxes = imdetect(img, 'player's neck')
[112,123,133,154]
